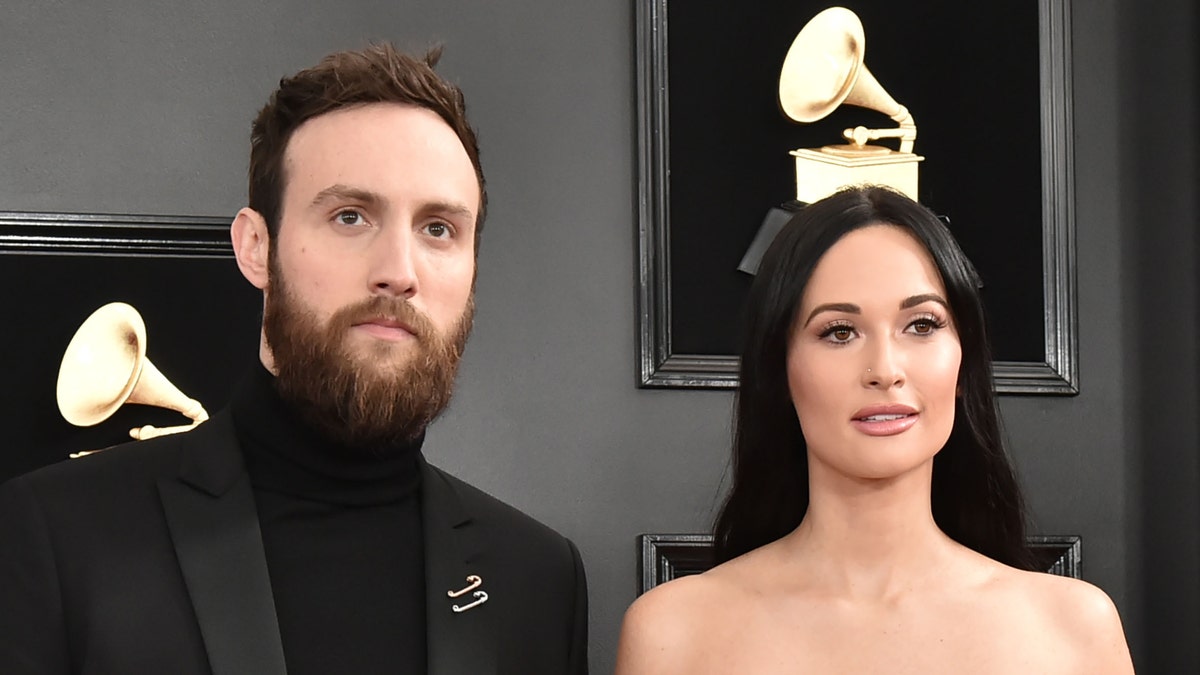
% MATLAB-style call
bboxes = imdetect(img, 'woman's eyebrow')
[802,302,860,328]
[802,294,949,328]
[900,293,949,310]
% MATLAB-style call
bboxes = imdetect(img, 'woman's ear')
[231,208,270,290]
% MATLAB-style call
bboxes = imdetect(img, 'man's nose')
[368,225,418,298]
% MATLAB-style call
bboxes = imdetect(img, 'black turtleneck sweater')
[230,366,427,674]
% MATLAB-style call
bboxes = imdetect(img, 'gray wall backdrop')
[1,0,1196,672]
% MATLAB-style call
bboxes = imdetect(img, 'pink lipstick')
[851,404,919,436]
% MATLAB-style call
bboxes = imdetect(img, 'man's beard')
[262,266,473,452]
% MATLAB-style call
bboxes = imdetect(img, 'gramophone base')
[790,147,924,204]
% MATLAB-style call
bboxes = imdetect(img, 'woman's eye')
[819,324,855,343]
[908,317,945,335]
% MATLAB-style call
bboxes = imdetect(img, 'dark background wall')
[0,1,1195,672]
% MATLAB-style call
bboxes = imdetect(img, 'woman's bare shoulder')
[613,555,765,674]
[994,568,1135,673]
[1006,568,1124,625]
[625,545,774,621]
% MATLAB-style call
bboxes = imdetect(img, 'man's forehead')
[283,102,460,157]
[277,104,480,211]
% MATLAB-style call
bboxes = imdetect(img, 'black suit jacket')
[0,412,588,674]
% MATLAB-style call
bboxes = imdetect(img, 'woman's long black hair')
[713,185,1035,570]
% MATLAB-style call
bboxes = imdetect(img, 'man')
[0,44,587,674]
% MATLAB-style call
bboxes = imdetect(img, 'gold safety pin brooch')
[448,575,489,613]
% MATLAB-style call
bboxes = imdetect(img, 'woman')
[615,186,1133,673]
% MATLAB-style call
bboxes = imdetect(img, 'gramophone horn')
[56,302,208,442]
[778,6,915,152]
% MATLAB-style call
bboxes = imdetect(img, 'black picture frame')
[0,211,262,483]
[635,0,1077,394]
[638,533,1082,594]
[0,211,233,258]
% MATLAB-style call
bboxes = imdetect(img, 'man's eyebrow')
[422,201,475,220]
[310,184,384,208]
[310,186,475,221]
[802,302,860,328]
[900,293,949,310]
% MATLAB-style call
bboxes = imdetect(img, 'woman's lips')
[851,404,919,436]
[851,413,919,436]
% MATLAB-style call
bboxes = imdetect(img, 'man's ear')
[231,207,271,290]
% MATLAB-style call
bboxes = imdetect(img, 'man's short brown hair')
[248,43,486,243]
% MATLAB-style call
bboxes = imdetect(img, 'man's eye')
[336,210,365,226]
[425,222,450,238]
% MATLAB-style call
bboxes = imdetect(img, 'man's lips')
[352,317,417,341]
[851,403,919,436]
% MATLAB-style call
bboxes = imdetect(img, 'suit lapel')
[422,460,497,675]
[158,413,287,675]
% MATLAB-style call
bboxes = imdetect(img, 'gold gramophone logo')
[738,7,924,275]
[57,302,208,457]
[779,6,923,203]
